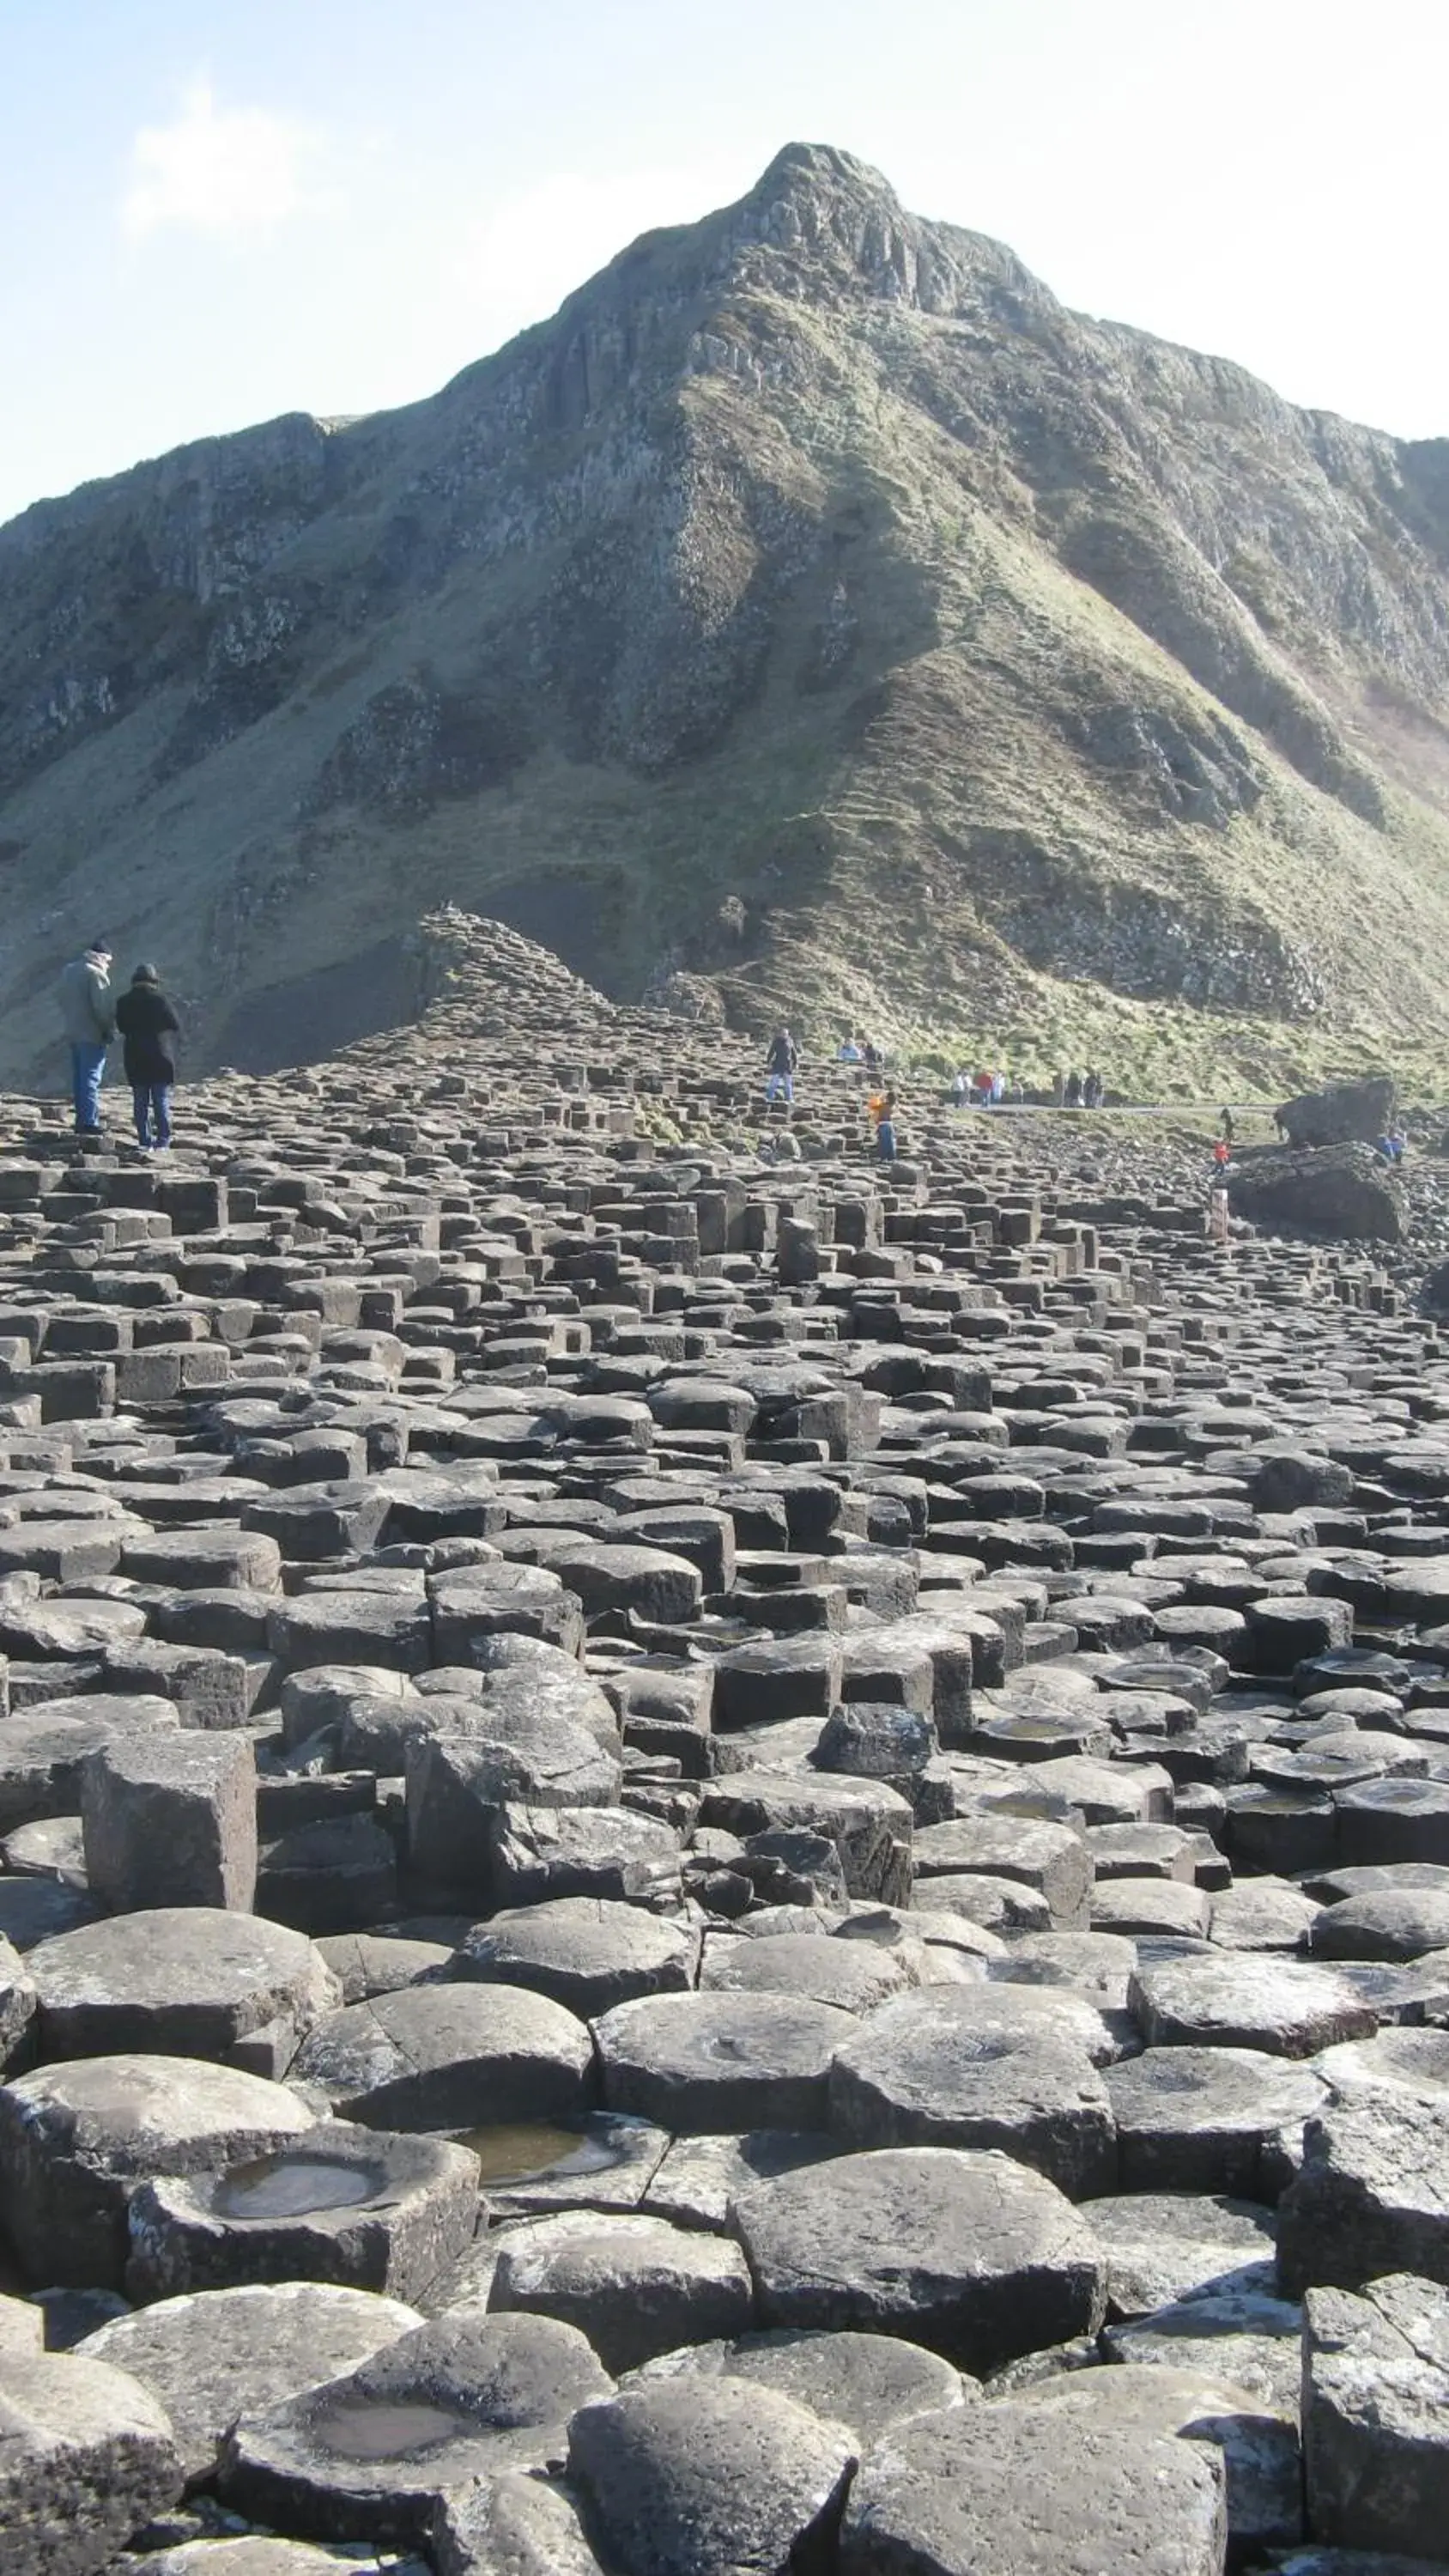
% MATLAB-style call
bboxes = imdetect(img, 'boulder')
[1228,1144,1404,1243]
[1276,1074,1396,1148]
[1081,2191,1276,2317]
[1103,2281,1302,2417]
[991,2363,1300,2560]
[433,2470,603,2576]
[698,1929,915,2014]
[1106,2045,1330,2196]
[644,2129,841,2233]
[458,1899,697,2019]
[828,1985,1117,2196]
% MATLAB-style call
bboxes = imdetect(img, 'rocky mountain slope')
[4,141,1449,1092]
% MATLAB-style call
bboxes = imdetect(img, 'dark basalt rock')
[1228,1144,1405,1242]
[1276,1076,1397,1150]
[0,890,1447,2567]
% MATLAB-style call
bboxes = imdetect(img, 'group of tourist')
[1058,1069,1106,1108]
[945,1067,1112,1110]
[950,1066,1014,1107]
[761,1027,899,1162]
[58,939,181,1150]
[835,1033,885,1075]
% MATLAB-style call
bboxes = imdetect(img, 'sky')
[2,0,1446,530]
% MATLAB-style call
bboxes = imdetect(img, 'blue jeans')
[766,1072,794,1103]
[132,1082,173,1147]
[70,1042,107,1132]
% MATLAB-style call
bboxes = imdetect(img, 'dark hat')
[90,936,112,957]
[131,963,159,985]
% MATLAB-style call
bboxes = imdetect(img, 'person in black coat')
[112,964,181,1151]
[764,1025,798,1106]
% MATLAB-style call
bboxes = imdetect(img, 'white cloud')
[122,78,336,244]
[454,162,746,349]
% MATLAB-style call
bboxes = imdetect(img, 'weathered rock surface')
[840,2395,1227,2576]
[1301,2273,1449,2560]
[220,2312,612,2544]
[0,2054,316,2287]
[733,2144,1105,2370]
[124,2123,480,2305]
[76,2281,423,2482]
[567,2379,855,2576]
[0,2342,183,2573]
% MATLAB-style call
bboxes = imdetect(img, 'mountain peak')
[751,140,900,204]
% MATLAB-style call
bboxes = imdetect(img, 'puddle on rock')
[455,2121,624,2186]
[314,2397,468,2460]
[213,2152,381,2221]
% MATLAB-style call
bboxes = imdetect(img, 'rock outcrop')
[1228,1145,1405,1242]
[1276,1078,1397,1150]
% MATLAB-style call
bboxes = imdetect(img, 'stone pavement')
[3,918,1449,2573]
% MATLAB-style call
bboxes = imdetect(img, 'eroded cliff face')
[3,141,1449,1085]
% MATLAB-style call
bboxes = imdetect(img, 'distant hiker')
[863,1040,883,1078]
[114,963,181,1151]
[1052,1072,1065,1107]
[837,1036,862,1064]
[876,1092,899,1163]
[950,1070,970,1106]
[1064,1071,1083,1109]
[1377,1129,1404,1164]
[58,938,115,1136]
[1273,1109,1289,1142]
[1212,1139,1231,1171]
[1221,1108,1235,1147]
[1082,1070,1102,1109]
[989,1068,1006,1105]
[765,1026,798,1105]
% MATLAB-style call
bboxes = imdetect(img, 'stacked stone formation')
[2,915,1448,2573]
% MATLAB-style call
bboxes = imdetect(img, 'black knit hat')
[131,963,159,985]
